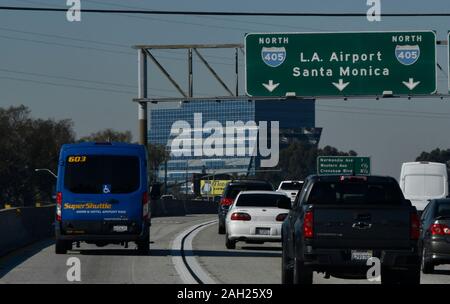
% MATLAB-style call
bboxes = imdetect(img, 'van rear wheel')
[55,240,70,254]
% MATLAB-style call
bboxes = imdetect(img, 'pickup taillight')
[410,213,420,240]
[303,210,314,238]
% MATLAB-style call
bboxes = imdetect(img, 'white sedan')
[277,180,304,202]
[224,191,291,249]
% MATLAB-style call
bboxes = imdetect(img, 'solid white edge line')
[171,220,218,284]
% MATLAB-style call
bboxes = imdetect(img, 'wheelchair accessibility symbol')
[103,184,111,194]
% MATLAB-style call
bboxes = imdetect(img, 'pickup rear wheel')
[403,266,421,285]
[293,257,313,285]
[281,245,293,284]
[381,266,420,285]
[381,267,399,285]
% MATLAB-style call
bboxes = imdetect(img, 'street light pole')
[34,168,57,179]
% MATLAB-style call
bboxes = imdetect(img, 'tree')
[147,143,171,183]
[256,142,358,186]
[78,128,132,143]
[319,145,357,157]
[0,105,75,207]
[416,148,450,165]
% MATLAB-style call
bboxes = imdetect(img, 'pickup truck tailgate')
[313,205,411,249]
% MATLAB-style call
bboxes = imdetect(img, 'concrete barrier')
[0,200,216,256]
[150,199,217,217]
[151,199,186,217]
[184,200,218,215]
[0,205,54,257]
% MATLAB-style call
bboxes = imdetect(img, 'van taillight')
[410,213,420,240]
[56,192,62,222]
[142,191,149,220]
[303,211,314,238]
[230,212,251,221]
[431,223,450,236]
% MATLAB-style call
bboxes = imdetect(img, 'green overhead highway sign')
[317,156,371,176]
[245,31,437,97]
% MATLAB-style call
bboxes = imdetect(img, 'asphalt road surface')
[193,221,450,284]
[1,215,449,284]
[0,215,215,284]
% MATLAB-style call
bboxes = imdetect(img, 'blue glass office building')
[148,99,320,184]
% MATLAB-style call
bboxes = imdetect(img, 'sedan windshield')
[236,193,290,208]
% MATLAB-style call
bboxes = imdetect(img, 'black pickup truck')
[279,175,421,284]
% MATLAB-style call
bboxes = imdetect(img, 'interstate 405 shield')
[245,31,436,97]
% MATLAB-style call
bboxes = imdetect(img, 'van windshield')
[64,155,140,194]
[404,175,445,197]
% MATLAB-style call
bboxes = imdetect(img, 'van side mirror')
[278,196,292,210]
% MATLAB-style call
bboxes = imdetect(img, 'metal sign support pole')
[138,49,148,146]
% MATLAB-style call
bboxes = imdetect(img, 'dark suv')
[218,180,274,234]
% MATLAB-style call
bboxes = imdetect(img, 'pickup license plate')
[113,225,128,233]
[255,228,270,235]
[351,250,373,261]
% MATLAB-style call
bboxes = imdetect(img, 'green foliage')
[78,128,132,143]
[416,148,450,165]
[147,143,170,183]
[256,142,358,187]
[0,105,75,207]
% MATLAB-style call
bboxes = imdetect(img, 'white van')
[399,161,448,211]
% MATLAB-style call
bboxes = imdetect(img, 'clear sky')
[1,0,450,179]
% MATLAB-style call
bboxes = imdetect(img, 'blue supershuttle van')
[55,142,150,254]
